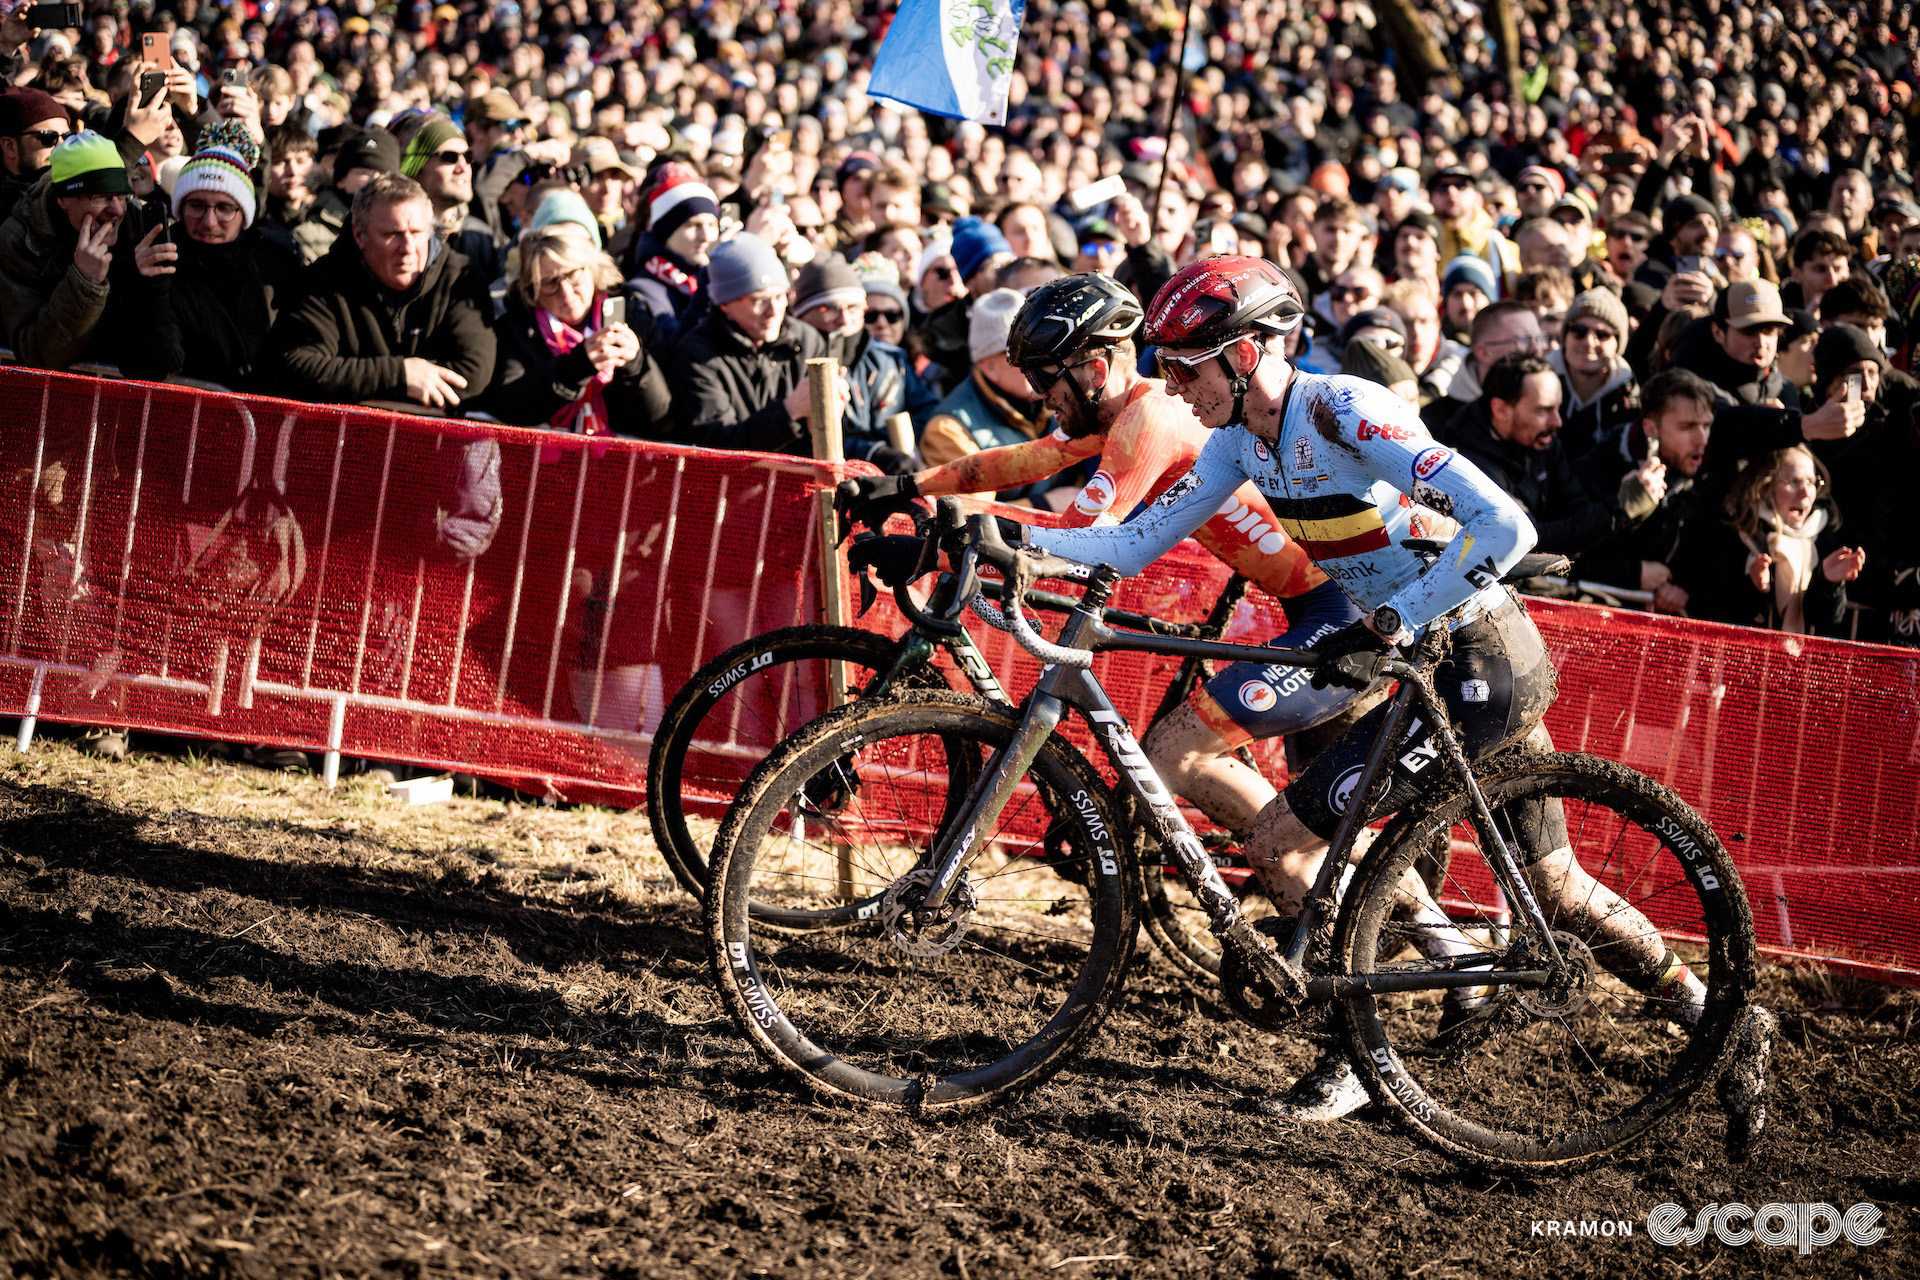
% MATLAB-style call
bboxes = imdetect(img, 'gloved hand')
[1309,619,1394,691]
[845,533,935,590]
[865,444,918,476]
[834,472,921,541]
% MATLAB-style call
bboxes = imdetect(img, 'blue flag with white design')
[868,0,1027,125]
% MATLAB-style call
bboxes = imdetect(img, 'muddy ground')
[0,740,1913,1279]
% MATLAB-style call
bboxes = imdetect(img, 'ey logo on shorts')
[1239,681,1277,713]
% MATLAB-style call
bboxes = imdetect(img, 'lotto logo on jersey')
[1412,446,1453,482]
[1357,419,1413,442]
[1074,469,1117,517]
[1239,681,1277,713]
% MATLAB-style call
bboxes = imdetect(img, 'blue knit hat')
[950,216,1012,283]
[707,232,788,304]
[1441,254,1499,301]
[528,188,602,249]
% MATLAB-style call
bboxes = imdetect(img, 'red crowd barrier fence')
[2,366,1914,982]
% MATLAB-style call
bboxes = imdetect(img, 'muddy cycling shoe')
[1718,1004,1778,1163]
[1254,1053,1373,1122]
[79,728,128,761]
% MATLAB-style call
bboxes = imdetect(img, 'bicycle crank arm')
[1307,969,1551,999]
[1218,918,1307,1002]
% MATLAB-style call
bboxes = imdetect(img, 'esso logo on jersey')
[1239,681,1277,713]
[1412,446,1453,482]
[1073,469,1117,517]
[1357,419,1413,442]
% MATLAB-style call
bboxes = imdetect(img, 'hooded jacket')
[263,229,497,406]
[1548,347,1641,464]
[669,305,827,453]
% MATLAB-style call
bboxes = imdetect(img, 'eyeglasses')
[1564,322,1617,343]
[1432,179,1470,193]
[1155,337,1240,387]
[1482,332,1549,354]
[19,129,67,147]
[182,198,244,221]
[1026,357,1097,394]
[428,147,469,165]
[536,265,591,297]
[865,307,904,325]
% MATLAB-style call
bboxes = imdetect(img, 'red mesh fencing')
[3,366,1914,982]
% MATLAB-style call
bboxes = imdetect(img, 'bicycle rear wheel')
[1335,752,1756,1167]
[706,691,1137,1108]
[647,626,954,901]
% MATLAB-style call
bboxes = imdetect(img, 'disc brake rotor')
[880,867,978,957]
[1513,931,1598,1019]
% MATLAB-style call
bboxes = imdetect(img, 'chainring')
[1219,915,1335,1035]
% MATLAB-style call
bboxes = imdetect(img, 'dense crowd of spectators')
[0,0,1915,665]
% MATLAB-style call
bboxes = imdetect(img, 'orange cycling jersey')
[915,379,1327,599]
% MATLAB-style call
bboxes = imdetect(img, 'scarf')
[535,294,614,461]
[1742,501,1828,633]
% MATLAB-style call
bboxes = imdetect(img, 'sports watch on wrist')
[1370,604,1411,645]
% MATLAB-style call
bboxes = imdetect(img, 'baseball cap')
[1717,279,1788,331]
[572,136,640,181]
[471,89,526,125]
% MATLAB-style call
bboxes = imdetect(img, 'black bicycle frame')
[917,568,1568,999]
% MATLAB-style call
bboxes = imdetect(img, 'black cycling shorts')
[1284,592,1565,862]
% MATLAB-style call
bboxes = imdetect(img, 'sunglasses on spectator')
[429,148,469,165]
[1080,239,1122,255]
[927,265,955,282]
[1330,285,1376,302]
[1155,338,1240,387]
[865,307,904,325]
[1516,181,1554,194]
[1432,179,1470,192]
[18,129,67,146]
[1713,247,1749,261]
[1608,229,1648,242]
[1565,322,1617,342]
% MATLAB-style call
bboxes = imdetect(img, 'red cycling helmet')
[1144,256,1306,350]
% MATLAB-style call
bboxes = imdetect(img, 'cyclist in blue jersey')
[1009,258,1710,1120]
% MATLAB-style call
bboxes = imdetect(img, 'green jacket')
[0,178,148,372]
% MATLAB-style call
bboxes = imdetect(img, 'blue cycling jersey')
[1029,371,1537,633]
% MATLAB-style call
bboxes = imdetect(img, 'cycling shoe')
[1254,1054,1372,1122]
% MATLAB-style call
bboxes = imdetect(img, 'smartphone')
[220,68,249,91]
[1643,437,1661,465]
[600,296,627,328]
[140,32,173,72]
[138,70,167,106]
[1068,174,1128,213]
[1845,373,1864,402]
[24,3,82,28]
[1674,254,1705,275]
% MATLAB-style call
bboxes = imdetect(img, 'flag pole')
[1148,0,1201,241]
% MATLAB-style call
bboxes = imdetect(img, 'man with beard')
[0,87,70,222]
[395,110,500,283]
[787,253,935,473]
[838,271,1363,737]
[0,130,152,371]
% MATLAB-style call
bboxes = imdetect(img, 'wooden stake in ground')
[805,357,855,901]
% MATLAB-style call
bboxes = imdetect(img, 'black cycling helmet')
[1005,273,1144,372]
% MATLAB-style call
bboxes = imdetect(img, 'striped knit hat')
[171,120,260,227]
[645,162,717,241]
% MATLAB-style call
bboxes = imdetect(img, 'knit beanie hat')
[1563,288,1630,341]
[1517,164,1567,200]
[48,131,130,197]
[791,253,865,317]
[1336,306,1408,349]
[0,87,67,137]
[528,188,602,248]
[950,216,1013,283]
[969,288,1025,361]
[334,128,400,183]
[397,113,464,179]
[171,120,260,227]
[1441,254,1499,300]
[863,276,909,316]
[707,232,788,304]
[1662,192,1719,234]
[850,249,900,286]
[1342,337,1418,390]
[1813,322,1886,392]
[646,162,718,241]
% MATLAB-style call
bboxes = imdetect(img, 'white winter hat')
[969,288,1025,362]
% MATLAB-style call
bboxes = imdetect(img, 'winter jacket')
[1439,396,1650,556]
[0,179,157,371]
[820,329,942,464]
[262,231,497,407]
[669,307,828,454]
[116,225,303,388]
[1828,419,1920,646]
[624,231,706,348]
[482,287,672,437]
[1670,499,1851,635]
[1416,338,1468,408]
[1549,348,1641,464]
[918,369,1060,504]
[1420,356,1483,439]
[1570,475,1708,596]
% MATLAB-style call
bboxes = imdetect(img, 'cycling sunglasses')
[1025,357,1095,394]
[1155,337,1240,387]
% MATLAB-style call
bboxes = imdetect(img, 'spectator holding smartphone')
[116,121,301,388]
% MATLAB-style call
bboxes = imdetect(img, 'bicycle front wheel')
[647,625,954,901]
[1336,751,1756,1167]
[706,691,1138,1108]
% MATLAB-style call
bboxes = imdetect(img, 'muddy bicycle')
[704,510,1760,1168]
[648,541,1363,980]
